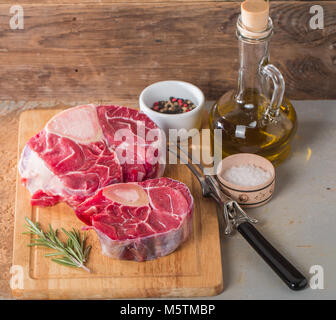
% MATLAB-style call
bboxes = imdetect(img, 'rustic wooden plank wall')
[0,1,335,102]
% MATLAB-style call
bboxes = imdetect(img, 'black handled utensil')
[237,221,307,290]
[213,188,307,291]
[169,143,307,291]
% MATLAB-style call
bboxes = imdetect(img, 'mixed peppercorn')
[151,97,197,114]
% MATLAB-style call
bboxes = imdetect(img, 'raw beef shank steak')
[19,104,165,207]
[75,177,194,261]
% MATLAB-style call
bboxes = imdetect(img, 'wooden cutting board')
[12,109,223,299]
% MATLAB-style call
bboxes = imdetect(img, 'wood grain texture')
[2,0,334,3]
[12,108,223,299]
[0,2,335,103]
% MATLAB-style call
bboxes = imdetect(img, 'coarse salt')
[222,164,271,187]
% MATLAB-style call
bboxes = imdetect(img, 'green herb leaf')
[23,217,91,272]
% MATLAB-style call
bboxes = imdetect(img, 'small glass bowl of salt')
[216,153,275,208]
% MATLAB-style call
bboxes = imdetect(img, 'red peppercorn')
[184,104,188,107]
[172,98,177,102]
[154,101,159,106]
[154,106,159,110]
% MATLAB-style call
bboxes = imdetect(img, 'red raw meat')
[75,177,194,261]
[19,104,165,207]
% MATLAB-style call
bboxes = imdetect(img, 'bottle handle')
[260,64,285,118]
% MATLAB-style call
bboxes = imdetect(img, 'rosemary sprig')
[23,217,91,272]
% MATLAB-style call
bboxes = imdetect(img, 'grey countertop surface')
[203,100,336,300]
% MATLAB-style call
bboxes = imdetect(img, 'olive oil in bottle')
[209,0,297,166]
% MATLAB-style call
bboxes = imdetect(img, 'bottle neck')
[235,16,273,104]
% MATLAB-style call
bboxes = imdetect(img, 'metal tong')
[169,143,307,291]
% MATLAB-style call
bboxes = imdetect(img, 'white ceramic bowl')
[139,80,205,137]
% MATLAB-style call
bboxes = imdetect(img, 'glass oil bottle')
[209,0,297,166]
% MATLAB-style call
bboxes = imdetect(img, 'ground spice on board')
[151,97,197,114]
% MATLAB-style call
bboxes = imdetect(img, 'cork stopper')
[241,0,269,32]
